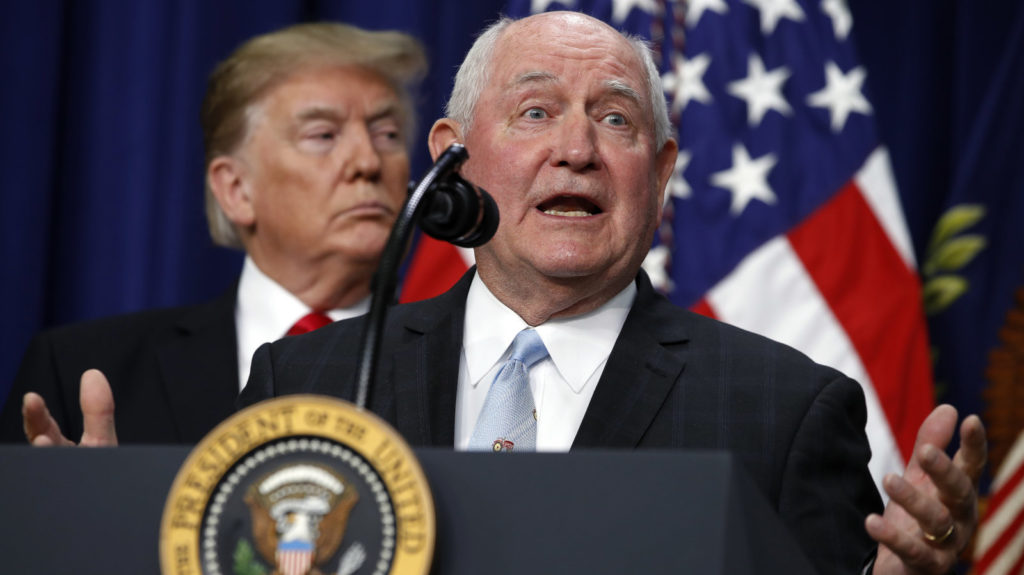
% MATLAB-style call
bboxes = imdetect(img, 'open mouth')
[537,195,603,217]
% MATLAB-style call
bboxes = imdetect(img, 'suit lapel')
[573,272,690,448]
[388,270,474,447]
[157,285,240,442]
[379,269,691,449]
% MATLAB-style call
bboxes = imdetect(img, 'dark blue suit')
[0,286,239,444]
[239,269,883,574]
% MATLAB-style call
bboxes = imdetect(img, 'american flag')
[974,430,1024,574]
[401,0,934,489]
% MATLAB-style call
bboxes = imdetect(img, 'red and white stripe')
[694,148,934,490]
[975,431,1024,574]
[277,548,314,575]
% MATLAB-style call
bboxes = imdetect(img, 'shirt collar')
[235,257,370,388]
[239,257,313,344]
[462,272,636,393]
[238,256,370,332]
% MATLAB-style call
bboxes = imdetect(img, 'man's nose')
[342,124,383,181]
[551,113,601,172]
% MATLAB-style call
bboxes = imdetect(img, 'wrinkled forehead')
[491,14,647,97]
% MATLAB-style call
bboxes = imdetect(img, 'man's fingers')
[954,414,987,484]
[21,392,73,447]
[908,405,958,468]
[919,443,976,512]
[79,369,118,447]
[30,434,56,447]
[899,404,958,489]
[882,471,955,542]
[19,370,119,448]
[22,392,51,439]
[869,407,985,574]
[867,513,952,574]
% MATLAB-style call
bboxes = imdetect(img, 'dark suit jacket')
[0,286,240,444]
[239,269,883,574]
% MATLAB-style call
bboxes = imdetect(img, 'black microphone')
[353,142,498,409]
[418,172,499,248]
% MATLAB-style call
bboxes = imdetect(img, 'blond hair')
[201,22,427,248]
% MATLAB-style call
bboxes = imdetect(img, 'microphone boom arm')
[353,143,472,409]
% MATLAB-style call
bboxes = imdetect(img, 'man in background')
[239,12,987,575]
[0,22,426,444]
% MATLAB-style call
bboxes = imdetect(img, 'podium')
[0,446,817,574]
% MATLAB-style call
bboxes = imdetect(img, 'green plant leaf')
[928,235,987,274]
[927,204,985,259]
[234,539,267,575]
[923,275,968,315]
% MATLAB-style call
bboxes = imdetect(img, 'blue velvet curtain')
[2,0,1023,441]
[0,0,505,401]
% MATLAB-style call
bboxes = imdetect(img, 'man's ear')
[654,138,679,218]
[428,118,462,161]
[207,156,255,227]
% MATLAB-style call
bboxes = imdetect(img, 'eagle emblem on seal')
[244,463,362,575]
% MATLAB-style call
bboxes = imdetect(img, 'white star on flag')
[668,150,693,201]
[727,54,793,126]
[821,0,853,41]
[662,53,713,114]
[742,0,805,35]
[531,0,574,13]
[610,0,661,24]
[685,0,729,28]
[806,61,873,132]
[711,143,779,215]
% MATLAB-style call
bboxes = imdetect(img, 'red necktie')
[285,311,333,336]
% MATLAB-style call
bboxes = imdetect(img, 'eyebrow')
[604,79,643,107]
[367,100,402,124]
[511,71,559,90]
[294,101,402,124]
[295,106,342,124]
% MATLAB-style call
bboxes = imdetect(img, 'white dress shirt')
[234,257,369,391]
[455,272,635,451]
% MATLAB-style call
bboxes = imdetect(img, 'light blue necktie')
[468,328,549,452]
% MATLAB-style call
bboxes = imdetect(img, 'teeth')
[543,209,591,217]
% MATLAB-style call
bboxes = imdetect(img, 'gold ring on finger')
[923,523,955,544]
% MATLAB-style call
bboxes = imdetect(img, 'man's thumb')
[79,369,118,446]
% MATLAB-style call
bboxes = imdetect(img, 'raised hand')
[867,404,987,574]
[22,369,119,447]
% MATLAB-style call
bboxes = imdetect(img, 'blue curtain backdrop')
[2,0,1022,450]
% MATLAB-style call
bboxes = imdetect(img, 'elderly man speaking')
[239,12,989,575]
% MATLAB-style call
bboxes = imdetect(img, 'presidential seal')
[160,395,434,575]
